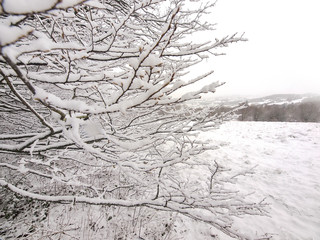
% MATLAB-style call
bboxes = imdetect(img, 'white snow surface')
[195,121,320,239]
[3,122,319,239]
[0,23,32,45]
[2,0,58,14]
[1,0,84,14]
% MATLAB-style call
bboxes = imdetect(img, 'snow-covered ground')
[2,121,319,240]
[198,121,320,240]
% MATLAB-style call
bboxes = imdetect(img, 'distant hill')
[204,93,320,122]
[246,93,320,106]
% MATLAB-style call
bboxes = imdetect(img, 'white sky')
[199,0,320,97]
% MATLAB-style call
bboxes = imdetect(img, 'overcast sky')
[200,0,320,97]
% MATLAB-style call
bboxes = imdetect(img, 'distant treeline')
[170,99,320,123]
[237,101,320,122]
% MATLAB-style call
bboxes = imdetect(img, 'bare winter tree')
[0,0,267,239]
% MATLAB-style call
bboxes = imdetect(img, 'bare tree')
[0,0,267,239]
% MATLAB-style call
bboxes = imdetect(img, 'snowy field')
[197,121,320,240]
[2,121,319,240]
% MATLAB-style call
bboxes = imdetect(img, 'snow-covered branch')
[0,0,265,239]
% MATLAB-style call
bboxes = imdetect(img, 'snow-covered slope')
[209,93,320,106]
[202,94,320,108]
[198,121,320,239]
[247,93,320,106]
